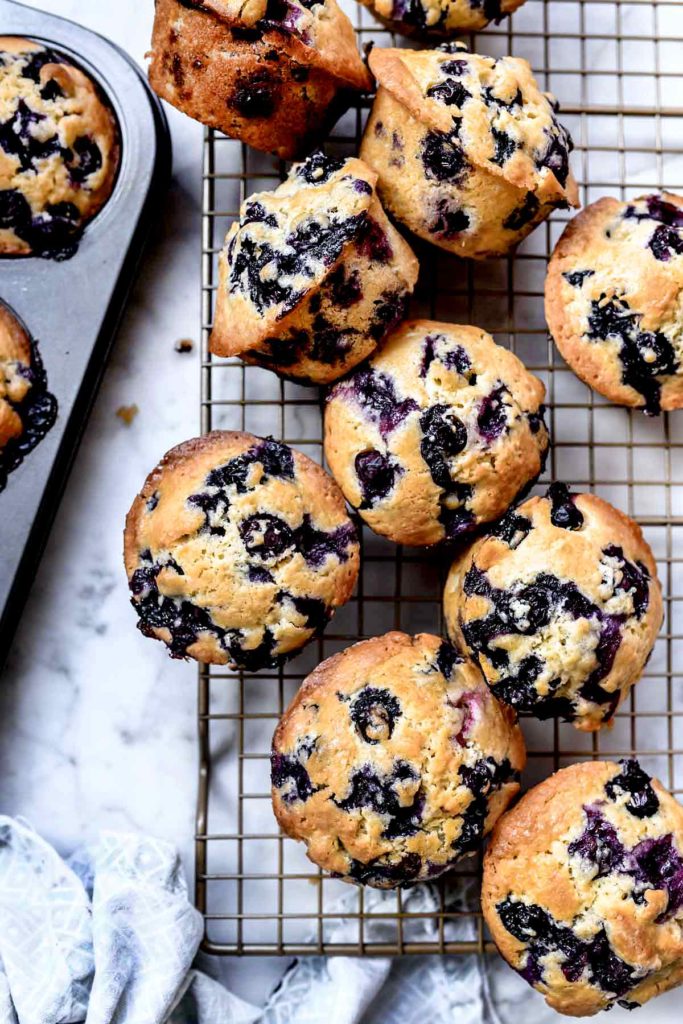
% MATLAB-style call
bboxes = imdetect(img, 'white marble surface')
[0,1,681,1019]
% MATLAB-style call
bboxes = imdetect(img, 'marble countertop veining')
[0,2,680,1019]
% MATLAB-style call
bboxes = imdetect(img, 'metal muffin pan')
[0,0,171,663]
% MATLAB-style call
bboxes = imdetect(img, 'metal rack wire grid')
[194,0,683,956]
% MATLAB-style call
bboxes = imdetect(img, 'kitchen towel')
[0,817,536,1024]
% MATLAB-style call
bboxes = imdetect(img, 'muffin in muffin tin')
[124,431,359,669]
[483,760,683,1016]
[546,192,683,415]
[148,0,372,160]
[0,36,119,259]
[210,150,419,385]
[444,485,663,731]
[359,44,579,258]
[272,631,525,888]
[0,302,57,490]
[324,319,548,546]
[359,0,528,39]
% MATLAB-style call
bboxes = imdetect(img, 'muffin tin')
[0,0,171,663]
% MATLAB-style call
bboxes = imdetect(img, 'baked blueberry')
[210,152,418,385]
[546,193,683,414]
[271,631,525,887]
[0,37,119,258]
[444,487,663,731]
[483,760,683,1015]
[360,45,578,259]
[324,320,548,546]
[124,431,359,668]
[0,302,57,490]
[148,0,371,160]
[358,0,527,38]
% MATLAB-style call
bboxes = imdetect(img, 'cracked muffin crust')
[546,193,683,415]
[271,631,525,887]
[360,0,527,38]
[0,36,119,259]
[324,319,548,546]
[359,44,579,259]
[124,431,359,669]
[444,485,663,731]
[210,150,419,385]
[482,759,683,1016]
[0,302,57,490]
[148,0,372,160]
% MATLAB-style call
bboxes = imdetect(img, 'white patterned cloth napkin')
[0,816,528,1024]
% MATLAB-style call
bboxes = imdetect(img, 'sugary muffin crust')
[210,151,419,385]
[360,0,527,38]
[0,302,57,490]
[272,631,525,887]
[546,193,683,415]
[482,760,683,1016]
[148,0,371,160]
[444,485,663,731]
[359,44,579,258]
[324,319,548,546]
[0,36,119,259]
[124,431,359,669]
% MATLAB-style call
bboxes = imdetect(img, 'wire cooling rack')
[194,0,683,955]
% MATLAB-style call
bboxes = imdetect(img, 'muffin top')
[367,45,579,207]
[324,319,548,546]
[0,302,57,490]
[213,153,399,353]
[0,37,119,258]
[124,431,359,669]
[483,760,683,1016]
[546,193,683,415]
[180,0,371,89]
[364,0,526,36]
[211,151,419,375]
[444,486,663,731]
[272,631,525,887]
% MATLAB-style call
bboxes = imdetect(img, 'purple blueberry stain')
[430,200,470,239]
[585,294,677,415]
[490,509,533,548]
[333,367,418,437]
[349,687,402,744]
[563,269,594,288]
[503,191,540,232]
[333,760,424,840]
[354,448,401,508]
[497,898,642,1000]
[295,149,346,186]
[605,759,660,819]
[420,128,468,184]
[477,384,510,441]
[548,482,584,530]
[420,404,468,489]
[453,758,518,855]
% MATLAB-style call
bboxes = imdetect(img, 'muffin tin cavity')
[0,36,120,260]
[0,300,56,490]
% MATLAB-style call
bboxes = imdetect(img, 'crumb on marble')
[175,338,194,353]
[116,404,139,425]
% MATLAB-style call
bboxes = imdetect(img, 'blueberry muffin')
[324,320,548,546]
[359,45,579,259]
[272,631,525,887]
[444,485,663,731]
[148,0,372,160]
[0,302,57,490]
[359,0,527,38]
[124,431,359,669]
[0,37,119,259]
[210,151,419,385]
[546,193,683,416]
[482,759,683,1016]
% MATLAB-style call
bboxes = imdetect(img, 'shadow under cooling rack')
[194,0,683,955]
